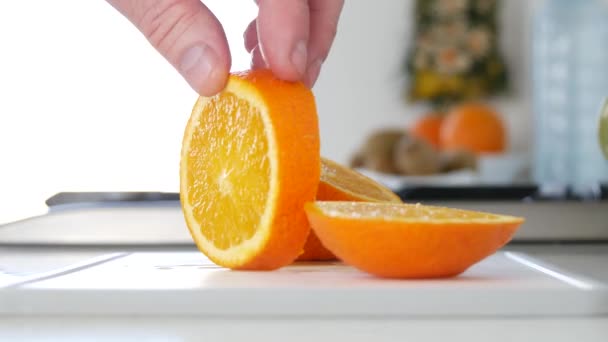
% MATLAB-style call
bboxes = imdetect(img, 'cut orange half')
[180,70,320,270]
[297,158,402,261]
[305,201,524,278]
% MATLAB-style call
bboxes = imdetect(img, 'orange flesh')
[317,158,402,202]
[317,202,514,222]
[187,93,270,250]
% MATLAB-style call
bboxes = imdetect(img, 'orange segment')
[180,69,320,270]
[297,158,402,261]
[304,202,524,278]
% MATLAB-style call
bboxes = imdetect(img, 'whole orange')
[440,103,506,154]
[409,114,444,149]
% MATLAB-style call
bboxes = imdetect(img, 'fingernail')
[291,40,307,77]
[305,59,323,88]
[180,44,215,81]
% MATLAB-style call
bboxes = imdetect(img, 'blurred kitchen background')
[0,0,607,224]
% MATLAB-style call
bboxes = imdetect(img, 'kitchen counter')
[1,243,607,342]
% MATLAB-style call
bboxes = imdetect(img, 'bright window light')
[0,1,257,223]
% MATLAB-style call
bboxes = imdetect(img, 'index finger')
[257,0,310,82]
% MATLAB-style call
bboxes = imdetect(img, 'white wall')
[315,0,535,164]
[0,0,536,224]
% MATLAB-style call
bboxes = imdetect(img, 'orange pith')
[305,201,524,278]
[180,69,320,270]
[297,158,402,261]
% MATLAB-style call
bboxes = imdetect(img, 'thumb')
[107,0,231,96]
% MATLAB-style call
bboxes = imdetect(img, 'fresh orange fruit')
[297,157,402,261]
[317,157,402,203]
[305,202,524,278]
[180,69,320,270]
[440,103,506,153]
[409,113,444,149]
[297,230,336,261]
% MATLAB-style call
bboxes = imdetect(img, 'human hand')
[107,0,344,96]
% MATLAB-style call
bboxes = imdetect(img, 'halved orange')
[180,69,320,270]
[304,202,524,278]
[297,158,402,261]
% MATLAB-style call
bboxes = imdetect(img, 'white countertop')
[1,244,608,341]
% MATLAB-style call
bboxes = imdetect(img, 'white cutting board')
[1,251,606,317]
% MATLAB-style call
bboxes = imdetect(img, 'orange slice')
[317,157,402,203]
[304,201,524,278]
[297,158,402,261]
[180,70,320,270]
